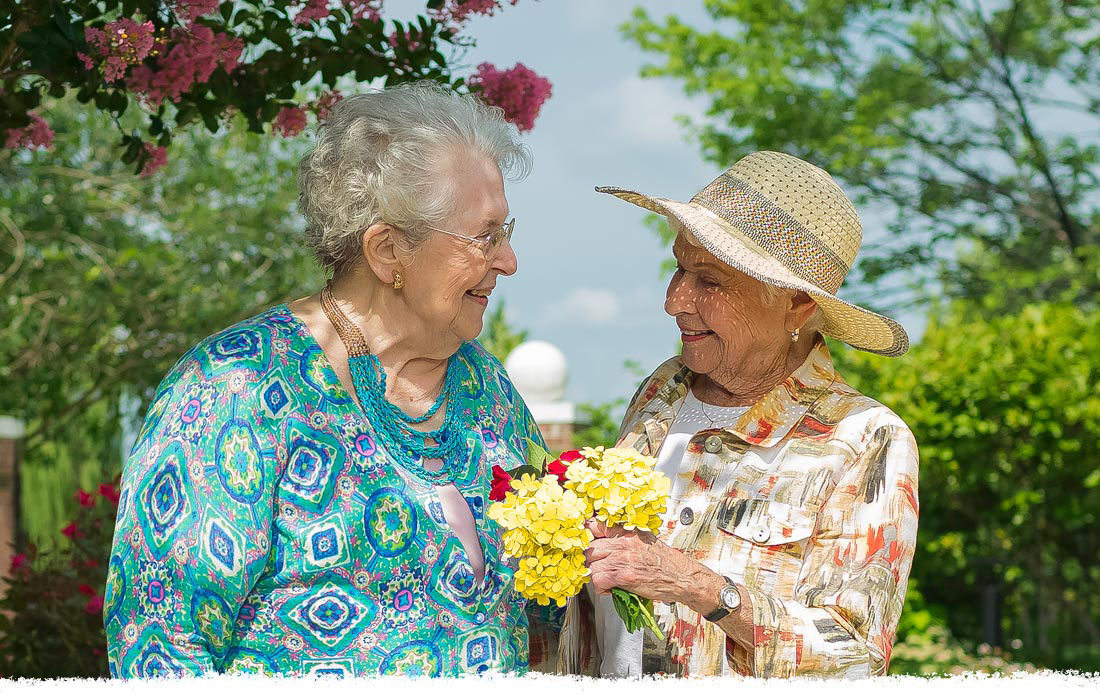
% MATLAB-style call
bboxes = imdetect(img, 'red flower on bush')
[98,483,121,504]
[9,553,29,573]
[489,465,513,502]
[74,489,96,507]
[61,522,84,539]
[79,585,104,615]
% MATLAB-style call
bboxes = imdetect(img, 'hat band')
[691,173,850,294]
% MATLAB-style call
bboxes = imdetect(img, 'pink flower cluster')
[294,0,332,25]
[141,143,169,177]
[312,90,343,121]
[469,62,552,132]
[433,0,519,25]
[4,113,54,150]
[175,0,223,23]
[273,106,308,137]
[126,25,243,106]
[344,0,382,22]
[79,18,160,83]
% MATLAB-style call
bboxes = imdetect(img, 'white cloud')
[601,76,708,149]
[544,287,622,325]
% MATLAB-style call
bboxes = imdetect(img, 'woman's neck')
[327,272,456,401]
[692,336,817,407]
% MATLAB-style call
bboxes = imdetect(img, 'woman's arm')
[588,421,919,677]
[104,350,278,677]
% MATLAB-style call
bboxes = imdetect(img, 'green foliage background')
[2,97,321,545]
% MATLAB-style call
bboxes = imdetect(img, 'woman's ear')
[360,223,404,286]
[786,291,819,333]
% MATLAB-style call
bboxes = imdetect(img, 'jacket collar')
[626,339,839,455]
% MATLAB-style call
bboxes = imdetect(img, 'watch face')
[720,585,741,611]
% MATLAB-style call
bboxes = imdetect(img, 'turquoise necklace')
[320,285,468,484]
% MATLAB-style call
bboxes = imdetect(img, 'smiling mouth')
[681,329,714,343]
[465,288,492,304]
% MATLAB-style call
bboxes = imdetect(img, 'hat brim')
[597,186,909,357]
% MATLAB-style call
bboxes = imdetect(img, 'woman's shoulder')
[624,355,690,413]
[823,373,915,446]
[168,305,299,385]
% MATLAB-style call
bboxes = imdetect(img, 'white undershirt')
[595,389,750,677]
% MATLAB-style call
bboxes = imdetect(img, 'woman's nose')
[492,239,519,276]
[665,276,692,316]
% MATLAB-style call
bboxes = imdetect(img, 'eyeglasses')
[424,218,515,259]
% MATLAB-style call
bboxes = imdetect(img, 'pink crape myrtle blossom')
[468,62,552,132]
[273,106,308,137]
[344,0,382,22]
[5,113,54,150]
[432,0,519,26]
[294,0,333,25]
[126,25,243,106]
[140,143,168,177]
[312,90,343,121]
[175,0,223,23]
[79,19,158,83]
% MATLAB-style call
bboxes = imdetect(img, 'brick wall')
[0,417,24,590]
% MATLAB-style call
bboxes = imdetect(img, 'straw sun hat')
[597,151,909,357]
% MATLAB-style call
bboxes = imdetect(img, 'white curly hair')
[297,81,532,273]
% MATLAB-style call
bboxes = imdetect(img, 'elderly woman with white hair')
[558,152,920,678]
[104,82,545,677]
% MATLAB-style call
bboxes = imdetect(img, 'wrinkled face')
[400,151,516,345]
[664,234,791,387]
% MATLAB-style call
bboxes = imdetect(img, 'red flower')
[61,522,84,539]
[98,483,121,504]
[84,594,105,615]
[546,459,569,487]
[78,583,97,597]
[489,465,513,502]
[74,489,96,507]
[559,450,584,463]
[9,553,28,573]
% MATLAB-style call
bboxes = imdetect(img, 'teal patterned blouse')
[104,306,545,677]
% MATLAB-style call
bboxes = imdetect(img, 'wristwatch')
[704,577,742,623]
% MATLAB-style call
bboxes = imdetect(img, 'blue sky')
[393,1,928,405]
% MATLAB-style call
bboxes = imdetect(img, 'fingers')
[586,519,609,538]
[584,537,618,565]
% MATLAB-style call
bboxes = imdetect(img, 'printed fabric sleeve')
[729,420,920,677]
[103,346,279,677]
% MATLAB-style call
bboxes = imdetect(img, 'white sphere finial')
[505,340,568,404]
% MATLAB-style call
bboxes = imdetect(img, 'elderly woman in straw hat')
[557,152,919,678]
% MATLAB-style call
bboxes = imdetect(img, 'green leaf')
[524,437,553,472]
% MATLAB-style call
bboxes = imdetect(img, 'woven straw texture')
[597,151,909,357]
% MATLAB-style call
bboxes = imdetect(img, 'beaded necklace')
[320,284,467,484]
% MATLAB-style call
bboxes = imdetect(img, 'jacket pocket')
[714,497,816,546]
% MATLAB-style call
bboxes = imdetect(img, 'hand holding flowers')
[488,443,672,638]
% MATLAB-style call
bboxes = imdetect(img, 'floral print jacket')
[557,340,919,678]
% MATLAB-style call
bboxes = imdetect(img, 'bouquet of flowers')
[488,442,671,639]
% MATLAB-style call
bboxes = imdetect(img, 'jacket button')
[752,526,771,544]
[704,435,723,454]
[679,507,694,526]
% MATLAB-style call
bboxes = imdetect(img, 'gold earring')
[392,271,403,290]
[790,328,800,342]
